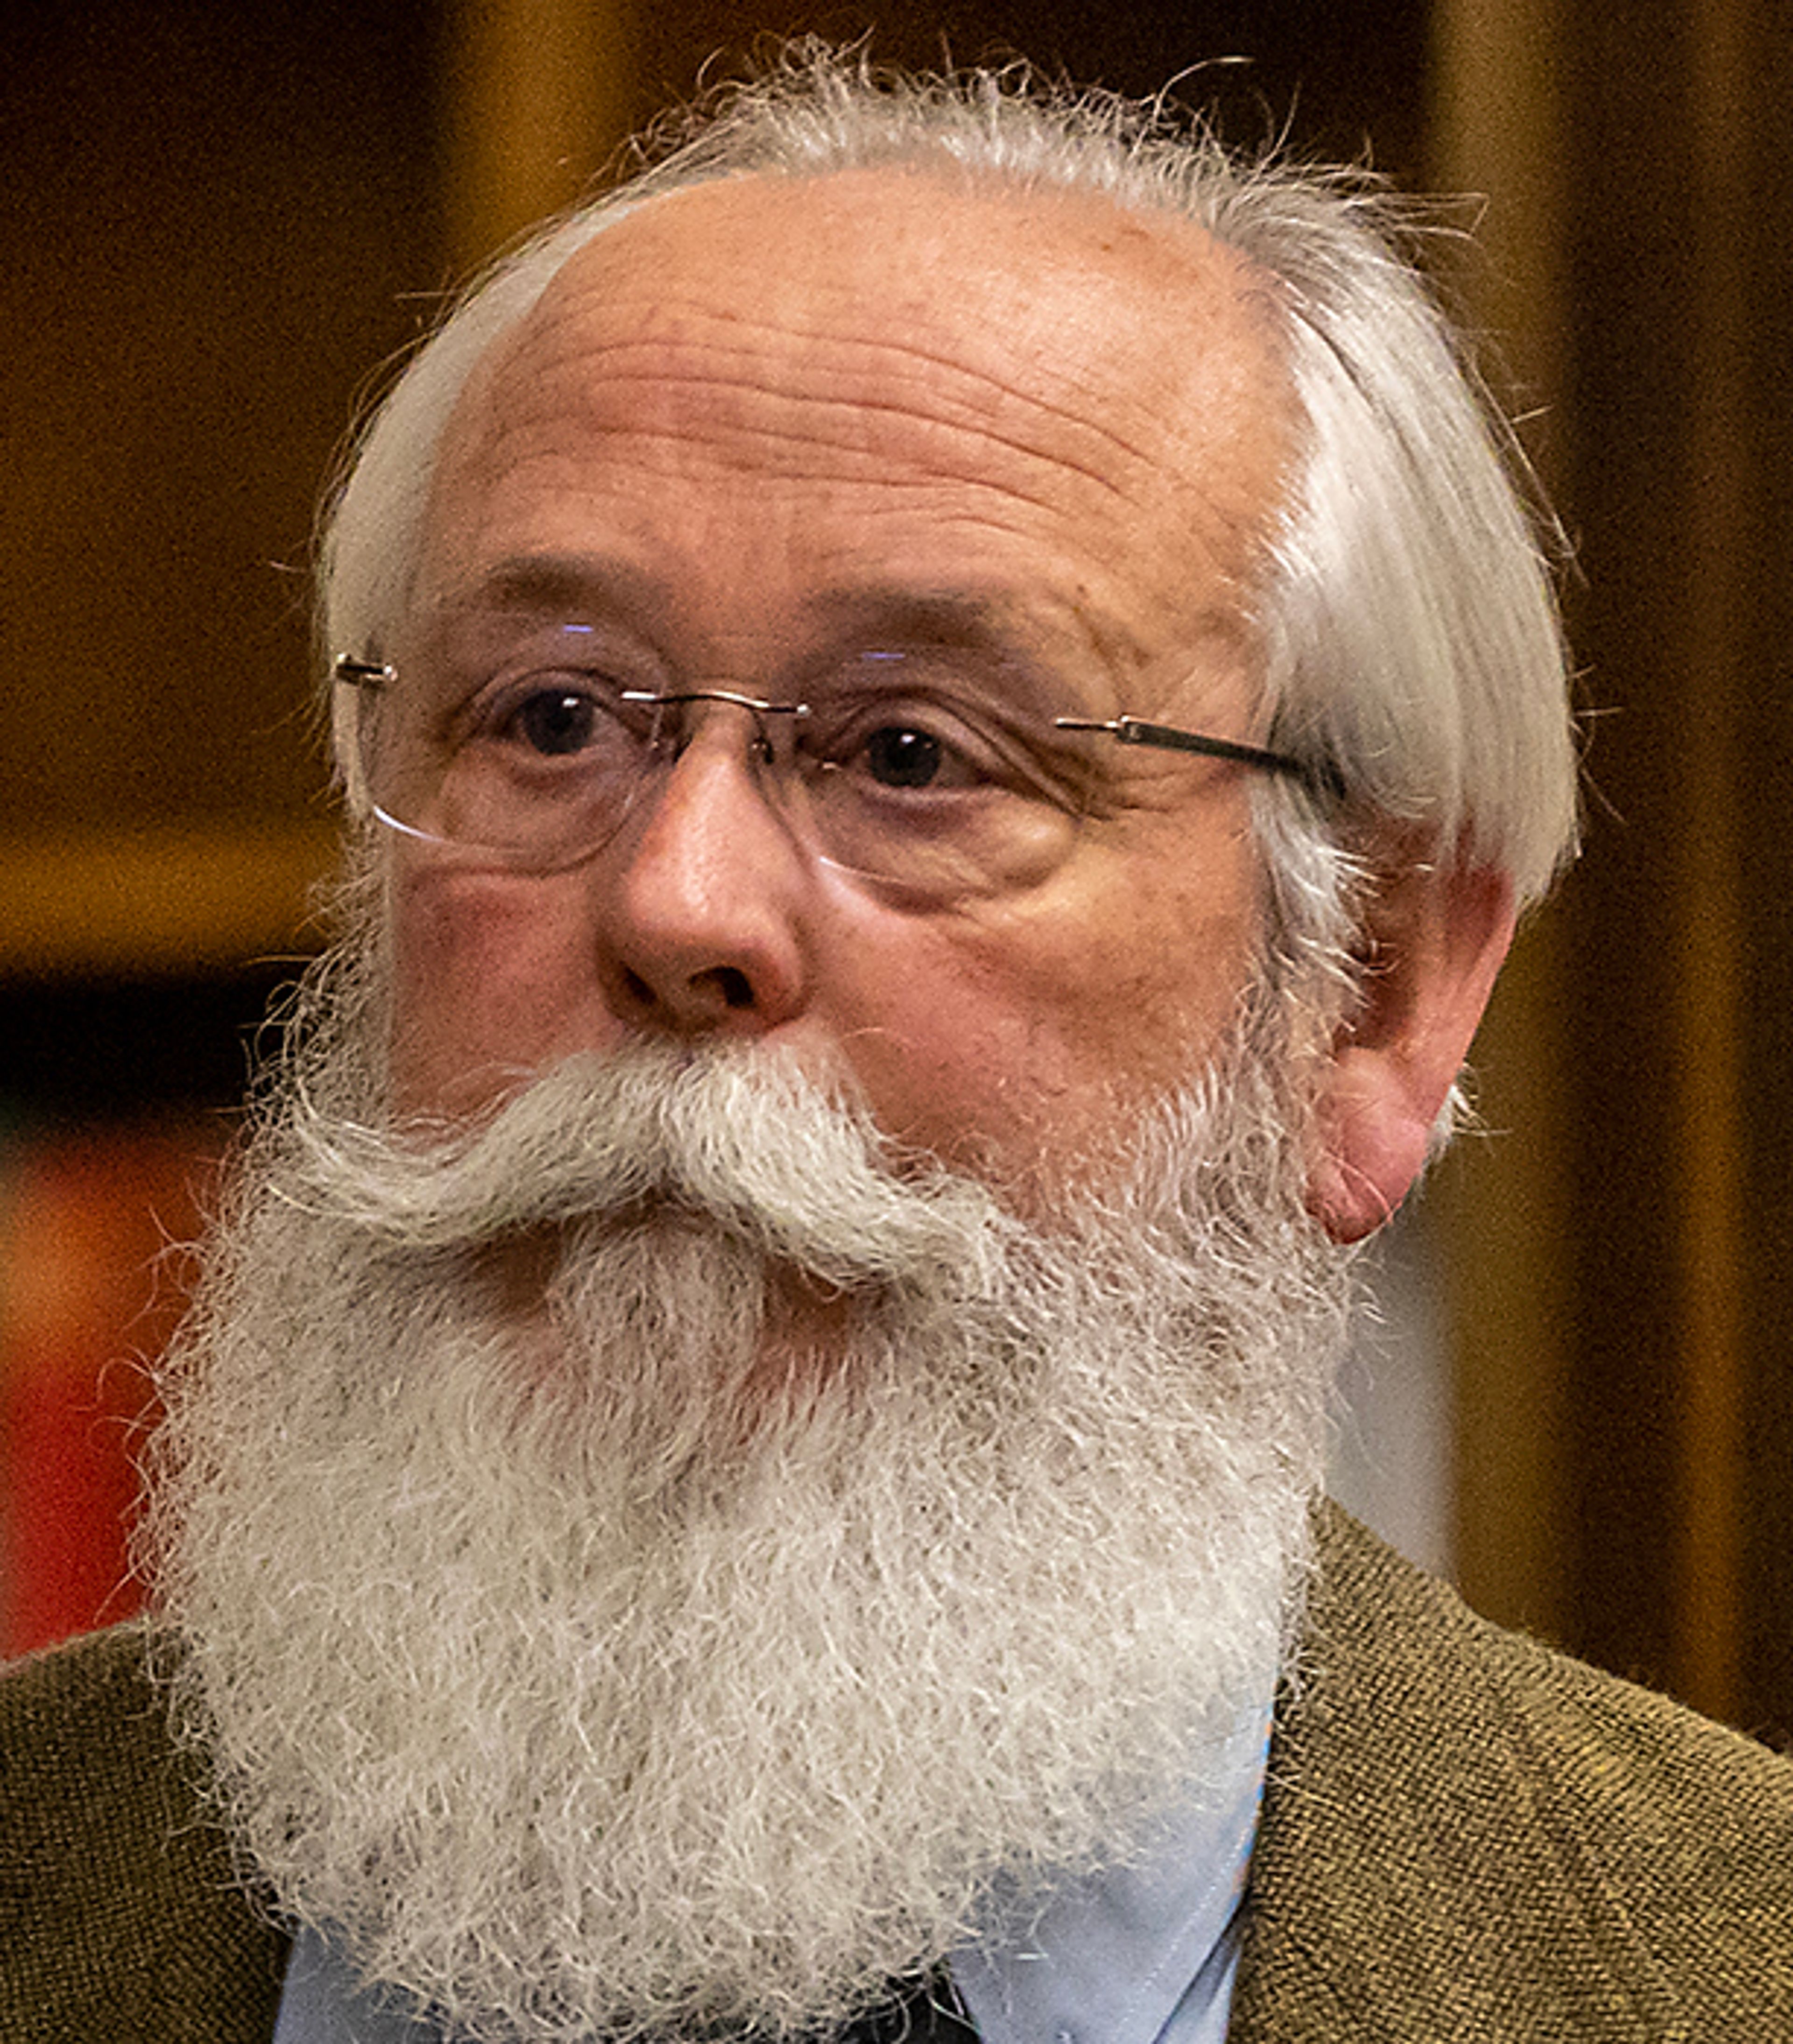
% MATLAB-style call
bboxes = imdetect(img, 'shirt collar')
[948,1692,1273,2044]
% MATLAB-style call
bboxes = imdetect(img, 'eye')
[862,724,946,789]
[510,688,600,757]
[808,666,1014,799]
[821,693,1052,804]
[466,666,650,764]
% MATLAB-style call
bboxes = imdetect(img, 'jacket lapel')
[1227,1503,1676,2044]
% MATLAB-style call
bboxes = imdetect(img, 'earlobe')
[1306,852,1516,1244]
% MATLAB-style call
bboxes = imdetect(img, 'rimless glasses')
[334,640,1328,907]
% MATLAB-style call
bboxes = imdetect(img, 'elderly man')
[5,50,1790,2044]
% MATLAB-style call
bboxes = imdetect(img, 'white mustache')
[276,1045,1009,1290]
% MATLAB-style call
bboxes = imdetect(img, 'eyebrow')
[803,583,1020,641]
[424,554,678,628]
[435,559,1039,635]
[415,557,1105,718]
[425,559,1063,661]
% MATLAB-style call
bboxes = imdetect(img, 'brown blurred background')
[3,0,1790,1742]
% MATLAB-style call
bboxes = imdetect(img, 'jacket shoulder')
[0,1625,287,2044]
[1234,1504,1793,2043]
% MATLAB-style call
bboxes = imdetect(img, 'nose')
[595,703,812,1037]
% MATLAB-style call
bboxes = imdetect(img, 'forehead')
[416,167,1293,673]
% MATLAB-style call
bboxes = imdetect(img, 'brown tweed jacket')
[4,1504,1790,2042]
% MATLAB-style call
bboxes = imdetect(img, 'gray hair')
[322,46,1578,909]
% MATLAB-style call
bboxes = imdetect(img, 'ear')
[1306,848,1516,1244]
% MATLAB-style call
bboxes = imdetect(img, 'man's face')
[388,168,1295,1199]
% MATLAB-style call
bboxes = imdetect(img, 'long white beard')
[142,995,1352,2043]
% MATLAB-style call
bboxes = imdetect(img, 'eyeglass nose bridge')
[620,686,811,772]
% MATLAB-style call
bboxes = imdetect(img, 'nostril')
[616,962,760,1021]
[707,966,755,1009]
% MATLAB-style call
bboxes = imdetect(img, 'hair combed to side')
[322,43,1578,908]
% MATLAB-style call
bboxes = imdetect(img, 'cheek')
[825,849,1264,1184]
[386,866,608,1119]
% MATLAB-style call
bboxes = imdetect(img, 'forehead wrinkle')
[467,357,1275,614]
[574,293,1179,466]
[501,171,1285,444]
[482,219,1281,507]
[489,332,1156,514]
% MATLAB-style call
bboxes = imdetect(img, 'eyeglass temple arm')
[1053,715,1341,799]
[334,656,395,689]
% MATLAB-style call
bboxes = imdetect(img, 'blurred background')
[3,0,1790,1743]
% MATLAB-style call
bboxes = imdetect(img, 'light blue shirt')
[274,1698,1270,2044]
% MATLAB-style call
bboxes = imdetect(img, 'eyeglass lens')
[353,649,1093,902]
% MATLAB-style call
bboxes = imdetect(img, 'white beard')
[142,980,1352,2044]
